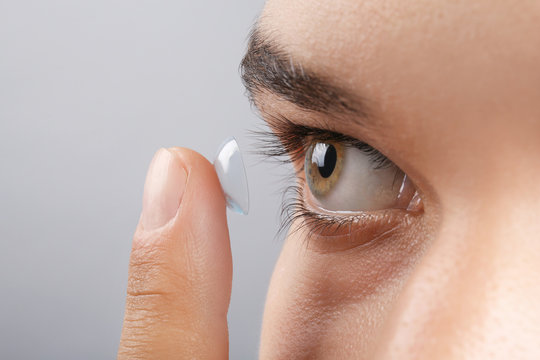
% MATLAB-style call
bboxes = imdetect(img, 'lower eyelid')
[296,210,417,254]
[290,184,420,252]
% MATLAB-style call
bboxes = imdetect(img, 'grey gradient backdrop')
[0,0,288,358]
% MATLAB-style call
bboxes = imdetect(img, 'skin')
[118,0,540,359]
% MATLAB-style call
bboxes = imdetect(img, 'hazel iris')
[305,141,344,198]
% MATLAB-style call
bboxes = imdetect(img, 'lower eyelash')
[278,183,370,244]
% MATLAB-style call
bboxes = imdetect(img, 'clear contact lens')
[214,137,249,215]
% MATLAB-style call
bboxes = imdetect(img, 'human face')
[241,0,540,358]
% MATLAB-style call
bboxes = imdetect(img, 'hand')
[118,148,232,359]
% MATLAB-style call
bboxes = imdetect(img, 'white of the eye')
[314,146,404,211]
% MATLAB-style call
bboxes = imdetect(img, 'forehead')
[259,0,540,114]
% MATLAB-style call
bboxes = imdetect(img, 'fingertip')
[140,148,188,232]
[167,146,228,219]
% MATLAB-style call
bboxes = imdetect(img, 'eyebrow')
[240,27,370,119]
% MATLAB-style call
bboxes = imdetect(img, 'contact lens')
[214,137,249,215]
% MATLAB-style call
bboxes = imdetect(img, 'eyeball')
[214,137,249,215]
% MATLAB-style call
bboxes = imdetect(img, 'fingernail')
[141,148,188,230]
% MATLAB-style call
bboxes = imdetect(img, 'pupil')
[314,143,337,178]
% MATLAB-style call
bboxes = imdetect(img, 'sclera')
[214,137,249,215]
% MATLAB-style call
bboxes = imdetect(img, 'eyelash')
[253,116,397,239]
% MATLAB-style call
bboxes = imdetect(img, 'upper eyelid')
[254,118,397,184]
[306,134,394,170]
[289,124,395,168]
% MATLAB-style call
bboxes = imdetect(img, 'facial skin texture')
[251,1,540,359]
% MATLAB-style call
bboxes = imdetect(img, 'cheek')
[259,219,427,359]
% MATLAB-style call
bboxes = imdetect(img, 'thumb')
[118,147,232,360]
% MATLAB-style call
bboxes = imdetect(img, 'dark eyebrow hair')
[240,27,369,118]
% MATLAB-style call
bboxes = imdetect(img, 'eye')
[304,140,418,212]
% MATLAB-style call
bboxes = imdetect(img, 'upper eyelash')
[252,115,393,170]
[278,184,360,241]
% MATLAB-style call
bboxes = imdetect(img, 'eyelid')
[281,182,418,249]
[256,115,393,171]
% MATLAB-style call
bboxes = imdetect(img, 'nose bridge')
[374,203,540,359]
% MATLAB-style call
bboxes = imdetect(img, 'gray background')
[0,0,287,358]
